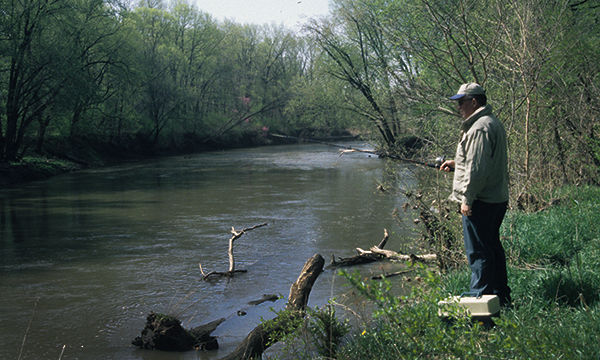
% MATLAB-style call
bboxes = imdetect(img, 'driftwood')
[219,254,325,360]
[200,223,268,280]
[236,294,281,317]
[329,229,389,267]
[329,229,436,268]
[132,313,224,351]
[247,294,279,306]
[338,148,378,156]
[367,246,437,262]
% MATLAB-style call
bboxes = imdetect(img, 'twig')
[370,246,437,262]
[219,254,324,360]
[18,297,40,360]
[371,269,414,280]
[58,345,66,360]
[377,228,389,249]
[199,263,206,277]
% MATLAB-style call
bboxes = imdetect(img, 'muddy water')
[0,143,419,359]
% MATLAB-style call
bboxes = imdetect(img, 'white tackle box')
[438,294,500,318]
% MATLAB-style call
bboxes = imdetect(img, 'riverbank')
[0,157,84,186]
[284,185,600,359]
[0,129,360,186]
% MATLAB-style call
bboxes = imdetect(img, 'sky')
[191,0,331,31]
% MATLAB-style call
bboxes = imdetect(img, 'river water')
[0,143,419,360]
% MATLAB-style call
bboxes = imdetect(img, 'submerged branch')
[200,223,268,280]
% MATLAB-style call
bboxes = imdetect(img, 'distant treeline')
[1,0,599,194]
[0,0,359,162]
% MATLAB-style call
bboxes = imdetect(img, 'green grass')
[1,156,82,185]
[503,187,600,268]
[503,186,600,308]
[274,186,600,359]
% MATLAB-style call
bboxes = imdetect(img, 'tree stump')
[132,313,224,351]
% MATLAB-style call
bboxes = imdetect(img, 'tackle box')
[438,294,500,318]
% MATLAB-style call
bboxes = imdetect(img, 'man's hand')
[461,203,472,216]
[440,160,455,172]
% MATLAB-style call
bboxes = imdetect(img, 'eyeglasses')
[458,97,472,106]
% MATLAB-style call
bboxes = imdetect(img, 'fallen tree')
[360,246,437,262]
[219,253,325,360]
[329,229,436,268]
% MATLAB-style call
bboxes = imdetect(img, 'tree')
[1,0,64,160]
[306,5,399,147]
[168,0,222,139]
[132,2,180,146]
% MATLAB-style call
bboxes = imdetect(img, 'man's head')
[449,83,487,119]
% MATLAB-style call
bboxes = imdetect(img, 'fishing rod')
[379,152,447,170]
[269,133,450,171]
[270,133,371,152]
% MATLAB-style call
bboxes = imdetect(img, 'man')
[440,83,511,306]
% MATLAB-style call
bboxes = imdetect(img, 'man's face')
[457,96,478,119]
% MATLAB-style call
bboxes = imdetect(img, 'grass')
[272,186,600,359]
[1,156,82,185]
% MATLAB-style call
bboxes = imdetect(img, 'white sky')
[192,0,331,30]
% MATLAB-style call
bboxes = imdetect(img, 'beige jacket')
[450,104,509,206]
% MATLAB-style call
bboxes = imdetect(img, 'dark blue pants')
[462,200,511,305]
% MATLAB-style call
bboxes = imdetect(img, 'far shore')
[0,131,361,187]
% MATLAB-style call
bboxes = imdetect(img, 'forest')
[1,0,599,196]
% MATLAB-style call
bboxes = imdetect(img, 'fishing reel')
[434,156,446,168]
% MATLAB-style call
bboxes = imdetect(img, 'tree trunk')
[35,115,51,154]
[219,254,324,360]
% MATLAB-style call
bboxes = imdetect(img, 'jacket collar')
[461,104,492,132]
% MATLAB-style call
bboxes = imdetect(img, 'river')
[0,143,419,360]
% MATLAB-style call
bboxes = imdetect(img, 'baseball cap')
[449,83,486,100]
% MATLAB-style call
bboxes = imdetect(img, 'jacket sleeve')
[461,128,492,205]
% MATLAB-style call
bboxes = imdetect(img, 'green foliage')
[3,0,598,195]
[1,0,356,162]
[334,261,600,358]
[284,71,360,136]
[335,267,489,359]
[281,186,600,360]
[261,308,305,348]
[538,268,600,307]
[262,302,350,359]
[306,304,350,358]
[309,0,600,190]
[503,186,600,267]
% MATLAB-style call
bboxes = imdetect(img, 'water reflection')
[0,144,418,359]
